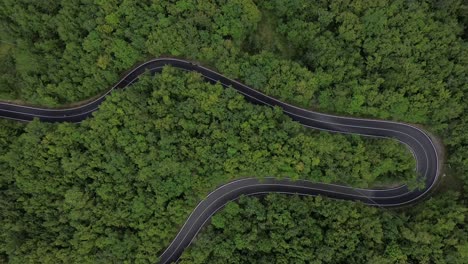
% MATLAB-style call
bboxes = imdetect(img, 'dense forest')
[0,70,417,263]
[0,0,467,263]
[180,194,467,263]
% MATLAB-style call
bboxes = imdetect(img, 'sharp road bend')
[0,58,441,264]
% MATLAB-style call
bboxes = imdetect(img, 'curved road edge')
[0,58,442,264]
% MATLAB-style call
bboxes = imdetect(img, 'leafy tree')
[181,193,467,264]
[0,69,418,263]
[0,0,467,263]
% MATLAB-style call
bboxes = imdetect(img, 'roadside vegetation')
[181,194,467,264]
[0,70,417,262]
[0,0,467,263]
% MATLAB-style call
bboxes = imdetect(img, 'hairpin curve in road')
[0,58,441,264]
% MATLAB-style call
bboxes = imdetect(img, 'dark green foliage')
[249,0,468,196]
[181,194,467,264]
[0,0,261,105]
[0,0,467,263]
[258,0,466,124]
[0,70,417,262]
[0,120,24,263]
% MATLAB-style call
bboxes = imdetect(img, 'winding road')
[0,58,441,263]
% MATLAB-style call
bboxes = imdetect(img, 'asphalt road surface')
[0,58,441,264]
